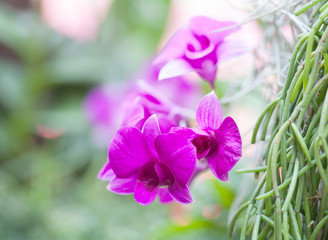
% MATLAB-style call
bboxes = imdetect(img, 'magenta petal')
[153,29,192,65]
[195,60,217,87]
[109,127,155,178]
[107,174,137,195]
[155,133,196,185]
[196,91,223,130]
[158,188,174,203]
[169,127,196,139]
[168,183,193,204]
[207,117,242,181]
[141,115,161,156]
[98,162,115,181]
[158,59,194,80]
[122,101,145,127]
[134,179,159,205]
[189,16,238,44]
[217,40,250,63]
[157,116,176,134]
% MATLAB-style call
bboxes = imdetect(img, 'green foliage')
[230,1,328,239]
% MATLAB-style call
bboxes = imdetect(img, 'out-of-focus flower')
[191,91,242,181]
[97,92,243,204]
[120,63,202,132]
[84,87,115,127]
[139,63,202,109]
[153,16,248,88]
[41,0,112,41]
[83,85,126,147]
[101,115,196,205]
[36,124,63,139]
[83,63,200,146]
[121,92,180,133]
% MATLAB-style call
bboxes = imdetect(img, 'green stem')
[252,98,280,144]
[256,159,317,200]
[282,158,299,211]
[236,166,267,174]
[295,0,322,15]
[228,201,250,239]
[309,215,328,240]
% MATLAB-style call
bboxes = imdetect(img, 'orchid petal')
[142,115,161,156]
[169,126,196,140]
[168,183,193,204]
[158,189,174,203]
[157,116,176,133]
[207,117,242,181]
[195,60,217,87]
[155,133,196,185]
[158,59,194,81]
[196,91,223,130]
[217,40,251,63]
[107,174,137,195]
[189,16,238,44]
[109,127,155,178]
[98,162,115,181]
[153,28,192,65]
[134,162,159,205]
[134,180,159,205]
[122,100,145,127]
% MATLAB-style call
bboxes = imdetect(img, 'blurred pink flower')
[154,16,249,88]
[41,0,112,41]
[84,63,201,146]
[139,62,202,109]
[83,85,126,147]
[120,63,202,132]
[102,115,197,205]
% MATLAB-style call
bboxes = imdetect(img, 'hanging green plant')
[229,1,328,239]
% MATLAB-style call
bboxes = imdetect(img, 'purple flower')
[139,62,203,109]
[191,91,242,181]
[101,115,197,205]
[83,86,126,147]
[153,16,248,88]
[83,87,115,128]
[120,64,202,133]
[121,92,180,134]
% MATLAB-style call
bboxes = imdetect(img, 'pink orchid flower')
[99,115,197,205]
[191,91,242,181]
[154,16,248,88]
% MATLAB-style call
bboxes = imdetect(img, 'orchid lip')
[191,133,217,160]
[185,41,215,60]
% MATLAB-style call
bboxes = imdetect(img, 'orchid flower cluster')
[90,16,245,205]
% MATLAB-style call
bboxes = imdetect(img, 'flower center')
[138,162,159,191]
[138,162,174,190]
[185,34,214,60]
[191,134,217,159]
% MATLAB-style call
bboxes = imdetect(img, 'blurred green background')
[0,1,256,239]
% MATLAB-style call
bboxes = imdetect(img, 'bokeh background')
[0,0,275,239]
